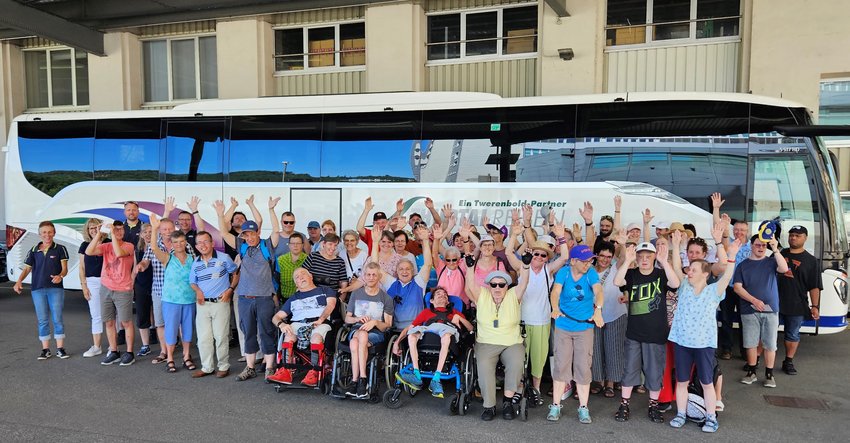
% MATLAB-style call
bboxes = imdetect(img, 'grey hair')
[444,246,461,258]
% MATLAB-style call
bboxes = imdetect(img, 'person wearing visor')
[548,245,605,424]
[465,266,530,421]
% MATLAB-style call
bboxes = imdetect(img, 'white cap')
[636,242,656,253]
[626,223,641,232]
[653,221,670,229]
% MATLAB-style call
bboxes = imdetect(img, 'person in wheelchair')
[392,286,473,398]
[268,268,337,386]
[465,266,530,421]
[345,262,394,399]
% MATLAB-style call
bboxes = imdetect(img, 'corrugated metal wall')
[427,58,536,97]
[603,41,741,93]
[426,0,535,12]
[275,70,366,95]
[138,20,217,38]
[19,37,62,49]
[270,6,365,25]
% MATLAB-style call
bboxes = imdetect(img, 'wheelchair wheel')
[448,392,460,416]
[519,396,528,422]
[458,392,469,416]
[462,348,475,395]
[384,334,401,388]
[383,388,403,409]
[274,384,283,393]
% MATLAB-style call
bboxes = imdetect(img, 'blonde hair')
[83,218,103,242]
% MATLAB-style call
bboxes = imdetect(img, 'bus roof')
[14,91,808,122]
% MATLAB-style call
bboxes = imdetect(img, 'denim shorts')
[348,325,385,345]
[741,312,779,351]
[781,314,804,343]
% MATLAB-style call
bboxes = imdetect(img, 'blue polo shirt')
[553,266,599,332]
[189,251,238,299]
[384,275,427,330]
[24,242,70,291]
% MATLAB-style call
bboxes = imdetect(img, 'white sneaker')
[715,400,725,412]
[83,346,102,358]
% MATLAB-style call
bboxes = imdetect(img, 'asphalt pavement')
[0,283,847,442]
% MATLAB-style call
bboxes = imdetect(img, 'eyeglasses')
[489,282,507,288]
[532,252,548,258]
[282,221,295,225]
[445,258,459,263]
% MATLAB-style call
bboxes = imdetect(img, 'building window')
[143,36,218,103]
[427,5,538,61]
[274,22,365,72]
[23,48,89,109]
[606,0,740,46]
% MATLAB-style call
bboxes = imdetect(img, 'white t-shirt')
[340,248,368,280]
[520,265,553,326]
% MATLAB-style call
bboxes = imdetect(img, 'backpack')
[685,393,707,425]
[240,239,280,294]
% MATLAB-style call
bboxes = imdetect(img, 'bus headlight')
[834,277,847,304]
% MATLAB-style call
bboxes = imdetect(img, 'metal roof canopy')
[0,0,397,55]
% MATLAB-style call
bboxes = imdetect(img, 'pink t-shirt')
[99,242,135,291]
[473,257,507,288]
[436,260,468,305]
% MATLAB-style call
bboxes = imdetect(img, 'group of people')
[13,192,821,433]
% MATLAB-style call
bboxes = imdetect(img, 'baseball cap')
[373,211,388,221]
[636,242,657,253]
[241,221,259,233]
[758,220,777,242]
[626,223,641,232]
[788,225,808,235]
[541,235,557,247]
[486,224,508,237]
[570,245,595,261]
[654,221,670,229]
[484,270,513,286]
[479,233,495,243]
[307,221,320,229]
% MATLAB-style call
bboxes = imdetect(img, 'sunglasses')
[445,258,459,263]
[282,221,295,225]
[532,252,548,258]
[489,282,507,288]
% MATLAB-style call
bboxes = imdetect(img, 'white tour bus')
[3,91,848,334]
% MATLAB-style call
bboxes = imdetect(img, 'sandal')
[152,354,168,365]
[183,357,197,371]
[603,386,616,398]
[166,361,177,373]
[590,382,604,395]
[636,385,647,394]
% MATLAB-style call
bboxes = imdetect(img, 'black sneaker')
[657,402,673,412]
[481,407,496,421]
[345,382,358,397]
[615,403,630,422]
[502,401,516,420]
[119,352,135,366]
[55,348,70,359]
[37,349,52,360]
[356,378,368,399]
[138,345,152,357]
[648,404,664,423]
[101,350,121,365]
[782,360,797,375]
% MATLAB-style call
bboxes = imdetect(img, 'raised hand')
[510,220,524,237]
[671,229,683,248]
[187,196,201,212]
[364,196,374,212]
[614,195,622,212]
[552,220,566,238]
[615,228,627,245]
[213,200,225,215]
[571,222,583,241]
[268,196,280,209]
[432,223,444,240]
[522,204,533,224]
[424,197,435,210]
[371,225,383,243]
[711,222,724,243]
[656,241,669,262]
[720,213,732,228]
[511,208,520,224]
[459,217,471,239]
[149,213,161,229]
[415,225,429,241]
[441,203,453,219]
[711,192,725,209]
[245,194,255,207]
[396,198,404,214]
[164,197,176,216]
[579,201,594,224]
[229,196,239,208]
[482,214,490,229]
[727,238,742,259]
[624,244,637,264]
[642,208,654,225]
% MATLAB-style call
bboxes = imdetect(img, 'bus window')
[165,120,224,181]
[229,115,321,182]
[321,112,421,182]
[585,154,629,181]
[750,156,819,251]
[94,119,161,181]
[18,120,95,196]
[629,153,672,185]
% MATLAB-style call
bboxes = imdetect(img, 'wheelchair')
[381,295,476,413]
[269,322,336,394]
[467,322,534,421]
[329,322,391,403]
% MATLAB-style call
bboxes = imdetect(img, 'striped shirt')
[143,238,195,298]
[189,251,238,299]
[277,251,308,298]
[303,251,348,291]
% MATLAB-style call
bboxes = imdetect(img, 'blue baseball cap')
[307,221,320,229]
[241,220,259,233]
[570,244,595,261]
[758,220,777,242]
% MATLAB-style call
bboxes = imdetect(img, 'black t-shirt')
[123,221,142,245]
[621,267,674,344]
[225,228,239,259]
[78,240,110,278]
[134,247,153,292]
[777,249,821,317]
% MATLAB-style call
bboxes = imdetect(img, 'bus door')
[164,119,226,247]
[289,188,342,240]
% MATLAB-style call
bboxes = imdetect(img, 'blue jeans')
[32,288,65,341]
